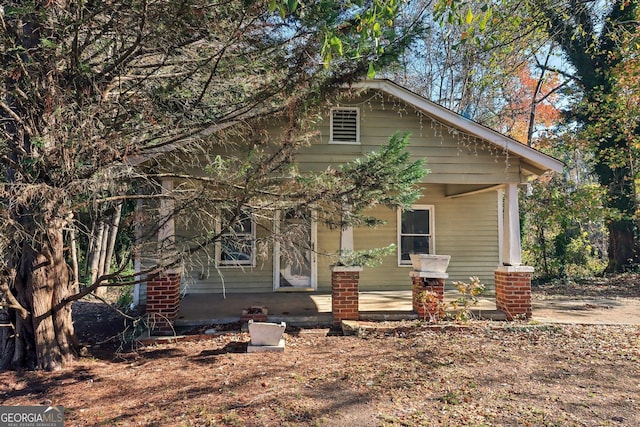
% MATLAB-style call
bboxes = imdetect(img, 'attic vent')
[330,107,360,144]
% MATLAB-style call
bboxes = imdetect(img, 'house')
[136,79,564,332]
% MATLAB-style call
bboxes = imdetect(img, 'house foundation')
[411,272,446,320]
[146,272,181,334]
[331,266,362,325]
[494,266,534,320]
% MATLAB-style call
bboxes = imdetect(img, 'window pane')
[400,236,430,261]
[401,210,430,235]
[232,215,252,233]
[221,236,252,263]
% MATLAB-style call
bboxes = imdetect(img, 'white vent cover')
[330,108,359,143]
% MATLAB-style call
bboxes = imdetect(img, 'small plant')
[414,285,446,322]
[448,276,485,321]
[439,391,461,405]
[334,244,395,267]
[115,284,135,311]
[413,276,486,323]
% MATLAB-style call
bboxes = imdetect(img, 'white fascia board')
[351,80,564,174]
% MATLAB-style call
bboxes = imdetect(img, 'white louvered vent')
[330,108,359,143]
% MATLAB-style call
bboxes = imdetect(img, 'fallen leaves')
[4,322,638,426]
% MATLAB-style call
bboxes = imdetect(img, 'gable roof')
[350,79,564,176]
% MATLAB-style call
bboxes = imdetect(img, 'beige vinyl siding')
[433,187,499,289]
[181,260,274,294]
[316,224,341,292]
[352,184,498,291]
[176,215,276,294]
[298,91,522,185]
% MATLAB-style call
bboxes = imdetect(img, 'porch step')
[359,311,419,321]
[175,314,334,328]
[268,314,333,327]
[470,309,508,321]
[174,311,507,328]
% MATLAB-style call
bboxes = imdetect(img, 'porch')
[174,290,503,328]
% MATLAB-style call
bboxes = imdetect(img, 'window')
[217,212,255,266]
[398,205,434,266]
[330,107,360,144]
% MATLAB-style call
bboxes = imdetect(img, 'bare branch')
[0,277,29,320]
[0,100,33,136]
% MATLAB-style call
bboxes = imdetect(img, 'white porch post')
[146,178,181,334]
[340,226,354,252]
[340,205,354,253]
[495,184,533,320]
[502,183,522,266]
[158,179,176,269]
[497,188,504,267]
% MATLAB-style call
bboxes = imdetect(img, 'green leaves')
[367,61,376,79]
[433,0,497,45]
[336,244,396,267]
[465,7,474,25]
[478,8,491,31]
[308,0,404,68]
[329,35,343,56]
[337,131,427,211]
[40,38,57,50]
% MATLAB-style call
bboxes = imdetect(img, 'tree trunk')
[596,147,638,273]
[1,220,80,371]
[95,220,110,298]
[605,219,636,273]
[97,221,109,277]
[69,226,79,291]
[89,220,105,286]
[103,202,123,277]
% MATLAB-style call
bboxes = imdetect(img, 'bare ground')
[1,277,639,427]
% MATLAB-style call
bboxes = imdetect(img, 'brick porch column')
[146,272,181,334]
[411,271,446,321]
[495,266,534,320]
[331,266,362,326]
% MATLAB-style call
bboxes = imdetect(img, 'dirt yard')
[1,277,639,427]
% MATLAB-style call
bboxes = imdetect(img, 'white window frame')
[216,211,256,267]
[397,205,435,267]
[329,107,360,144]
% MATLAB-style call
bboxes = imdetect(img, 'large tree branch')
[96,0,148,82]
[536,80,570,104]
[0,275,29,319]
[0,100,33,137]
[69,193,172,212]
[534,0,599,88]
[536,63,582,85]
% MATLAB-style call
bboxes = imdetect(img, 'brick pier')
[146,272,181,334]
[495,266,534,320]
[411,271,447,321]
[331,266,362,325]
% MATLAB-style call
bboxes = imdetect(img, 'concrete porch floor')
[175,290,500,327]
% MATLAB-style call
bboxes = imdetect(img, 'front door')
[274,209,317,290]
